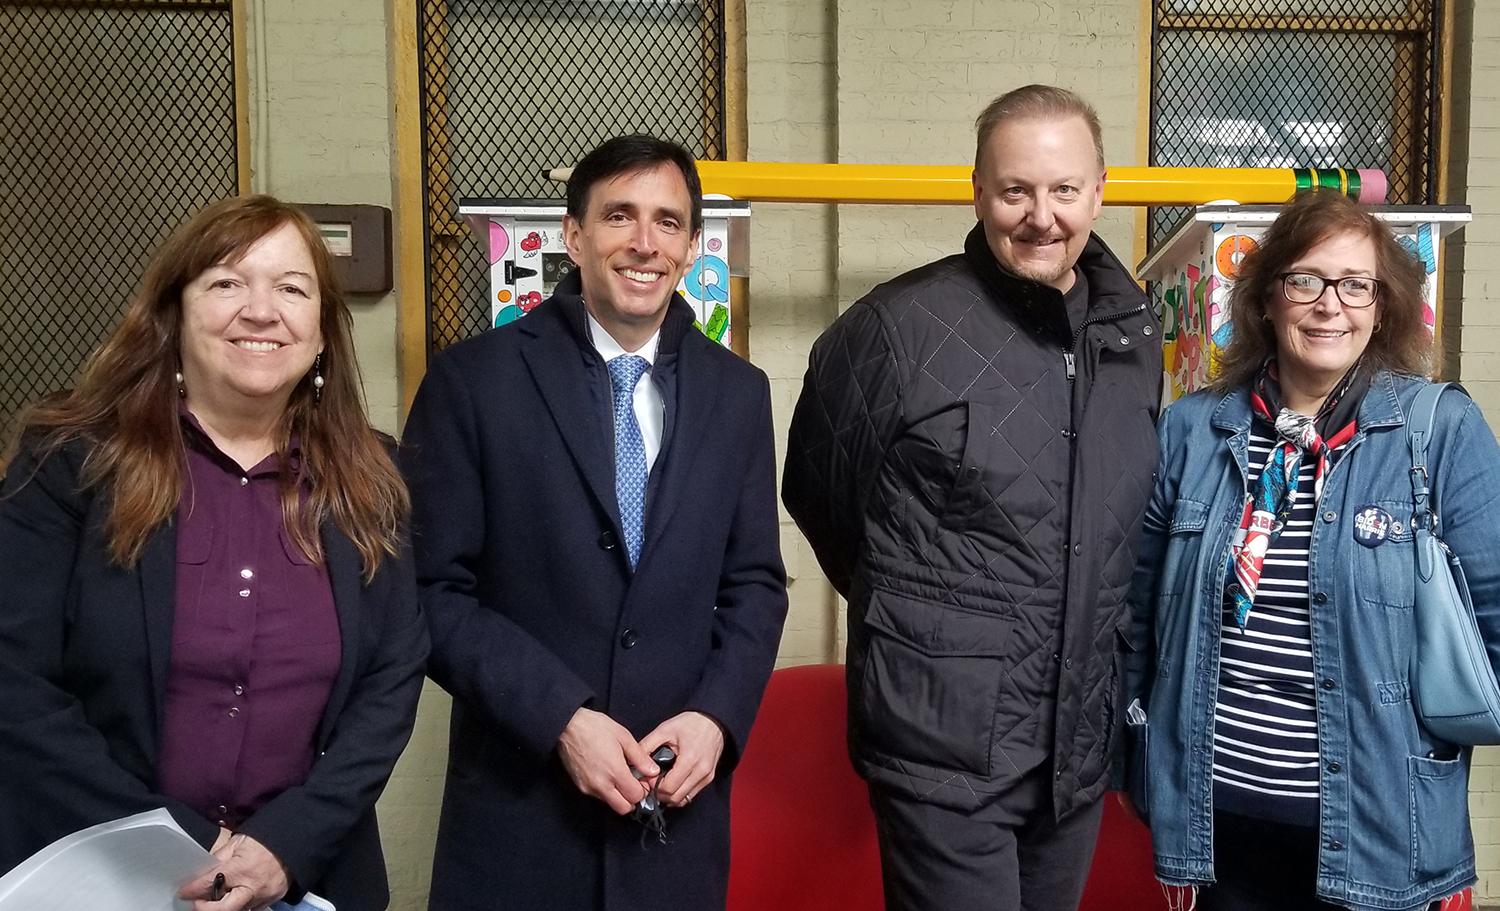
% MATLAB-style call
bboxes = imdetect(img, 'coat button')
[598,531,617,550]
[1073,543,1081,555]
[1143,325,1154,336]
[1323,511,1337,522]
[1313,592,1328,604]
[1329,840,1344,851]
[620,629,638,649]
[1322,678,1336,690]
[1327,761,1341,773]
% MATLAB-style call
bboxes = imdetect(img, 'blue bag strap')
[1407,381,1469,536]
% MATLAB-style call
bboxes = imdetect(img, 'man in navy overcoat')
[402,135,788,911]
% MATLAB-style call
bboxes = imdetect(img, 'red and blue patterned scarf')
[1227,360,1369,630]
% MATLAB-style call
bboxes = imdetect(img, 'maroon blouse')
[155,417,342,829]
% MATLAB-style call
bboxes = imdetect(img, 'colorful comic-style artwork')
[480,213,737,348]
[1398,224,1440,331]
[1163,263,1221,398]
[682,254,731,345]
[489,222,510,265]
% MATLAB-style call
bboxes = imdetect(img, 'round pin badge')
[1353,505,1394,548]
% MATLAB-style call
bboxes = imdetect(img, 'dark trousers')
[870,767,1105,911]
[1201,812,1441,911]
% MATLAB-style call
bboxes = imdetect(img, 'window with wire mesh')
[419,0,725,354]
[0,0,239,453]
[1148,0,1438,249]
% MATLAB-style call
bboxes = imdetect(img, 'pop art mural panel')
[459,202,748,350]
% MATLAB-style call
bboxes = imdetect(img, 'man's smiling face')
[972,114,1105,293]
[563,162,699,350]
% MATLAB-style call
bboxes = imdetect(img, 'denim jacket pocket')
[1155,498,1211,612]
[858,583,1015,777]
[1409,754,1472,879]
[1169,497,1210,534]
[1350,498,1417,610]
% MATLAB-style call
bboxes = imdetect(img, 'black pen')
[210,872,226,902]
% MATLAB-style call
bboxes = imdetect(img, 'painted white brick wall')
[248,0,401,436]
[1462,0,1500,900]
[244,4,443,909]
[746,0,844,666]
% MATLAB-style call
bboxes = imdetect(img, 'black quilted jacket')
[783,224,1161,817]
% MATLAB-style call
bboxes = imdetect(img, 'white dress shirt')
[587,312,664,471]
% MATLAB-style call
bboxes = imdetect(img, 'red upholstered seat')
[728,663,884,911]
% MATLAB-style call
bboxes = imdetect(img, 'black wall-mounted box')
[295,204,393,294]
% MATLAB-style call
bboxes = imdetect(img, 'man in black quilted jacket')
[782,85,1162,911]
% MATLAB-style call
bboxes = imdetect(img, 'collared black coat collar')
[543,268,698,360]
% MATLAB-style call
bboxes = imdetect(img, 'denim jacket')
[1126,371,1500,910]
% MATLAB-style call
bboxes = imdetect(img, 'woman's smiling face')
[1268,229,1381,408]
[178,221,324,417]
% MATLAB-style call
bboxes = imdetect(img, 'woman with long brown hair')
[0,195,427,911]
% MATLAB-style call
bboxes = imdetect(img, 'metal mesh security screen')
[419,0,726,354]
[0,0,239,451]
[1148,0,1439,247]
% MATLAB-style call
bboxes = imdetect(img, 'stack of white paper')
[0,808,215,911]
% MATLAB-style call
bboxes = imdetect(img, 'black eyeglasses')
[1279,272,1381,308]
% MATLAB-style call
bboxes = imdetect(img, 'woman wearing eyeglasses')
[1125,190,1500,910]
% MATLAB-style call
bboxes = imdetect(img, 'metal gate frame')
[0,0,247,451]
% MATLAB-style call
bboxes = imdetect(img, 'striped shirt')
[1212,425,1344,827]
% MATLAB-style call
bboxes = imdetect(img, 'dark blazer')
[401,272,788,911]
[0,437,428,911]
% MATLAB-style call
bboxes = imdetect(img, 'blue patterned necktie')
[607,355,651,568]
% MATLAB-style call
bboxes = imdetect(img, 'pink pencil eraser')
[1357,169,1388,204]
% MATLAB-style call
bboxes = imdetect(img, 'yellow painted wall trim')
[724,0,747,162]
[231,0,250,194]
[1133,0,1153,272]
[723,0,748,359]
[390,0,426,423]
[1433,0,1457,376]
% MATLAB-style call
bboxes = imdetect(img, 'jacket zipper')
[1063,301,1148,380]
[1056,300,1149,680]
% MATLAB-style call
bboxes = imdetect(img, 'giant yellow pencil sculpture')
[548,162,1387,207]
[693,161,1387,207]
